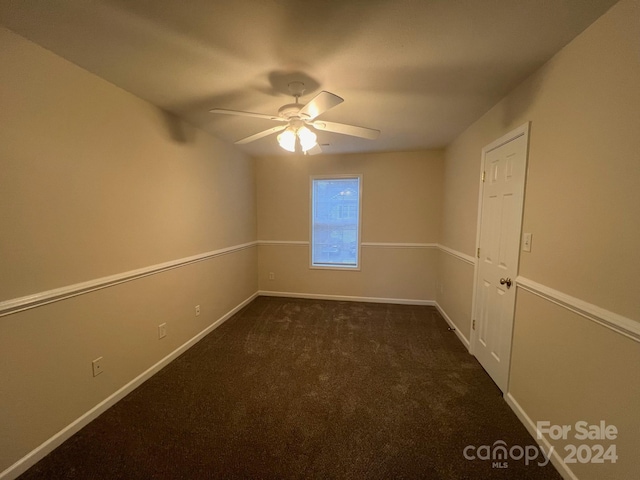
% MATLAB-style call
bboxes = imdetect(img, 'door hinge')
[477,247,480,258]
[482,171,486,182]
[472,319,476,330]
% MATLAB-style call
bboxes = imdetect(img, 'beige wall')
[259,245,438,302]
[510,290,640,480]
[0,28,257,473]
[436,251,473,343]
[256,151,443,301]
[439,0,640,478]
[4,0,640,477]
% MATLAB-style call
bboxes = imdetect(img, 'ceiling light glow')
[298,126,317,153]
[277,128,296,152]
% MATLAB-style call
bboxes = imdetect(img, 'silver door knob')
[500,277,512,288]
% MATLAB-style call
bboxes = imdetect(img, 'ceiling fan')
[210,82,380,155]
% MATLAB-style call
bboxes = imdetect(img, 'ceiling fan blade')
[235,125,287,145]
[299,91,344,120]
[210,108,285,122]
[311,121,380,140]
[305,144,323,156]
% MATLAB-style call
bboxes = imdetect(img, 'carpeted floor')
[20,297,561,479]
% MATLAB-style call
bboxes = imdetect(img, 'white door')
[472,123,529,393]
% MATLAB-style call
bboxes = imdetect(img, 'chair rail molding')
[516,276,640,343]
[437,244,476,265]
[361,242,437,248]
[0,241,258,318]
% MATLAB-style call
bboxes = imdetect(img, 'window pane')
[312,177,360,267]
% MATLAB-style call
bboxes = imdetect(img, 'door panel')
[499,193,514,269]
[485,194,499,264]
[479,280,490,347]
[472,125,529,393]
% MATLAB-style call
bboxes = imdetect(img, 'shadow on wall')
[273,0,385,65]
[265,70,320,98]
[159,109,197,144]
[500,67,545,128]
[357,60,545,141]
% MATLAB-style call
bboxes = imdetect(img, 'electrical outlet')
[268,272,275,280]
[158,323,167,339]
[523,233,532,252]
[195,305,200,316]
[92,357,104,377]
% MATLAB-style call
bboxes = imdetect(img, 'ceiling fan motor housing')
[278,103,309,121]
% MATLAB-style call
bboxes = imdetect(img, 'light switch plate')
[92,357,103,377]
[523,233,532,252]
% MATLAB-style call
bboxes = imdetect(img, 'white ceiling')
[1,0,618,156]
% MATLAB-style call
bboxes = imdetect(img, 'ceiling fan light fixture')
[298,126,317,153]
[212,89,379,151]
[277,128,296,152]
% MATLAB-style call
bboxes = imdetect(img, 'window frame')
[309,174,363,271]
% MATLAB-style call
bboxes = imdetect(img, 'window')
[311,175,362,269]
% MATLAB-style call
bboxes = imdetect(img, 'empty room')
[1,1,638,479]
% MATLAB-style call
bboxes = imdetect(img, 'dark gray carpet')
[20,297,561,479]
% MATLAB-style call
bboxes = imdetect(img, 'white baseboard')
[258,293,472,351]
[434,302,470,350]
[258,290,435,306]
[0,291,259,480]
[504,393,578,480]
